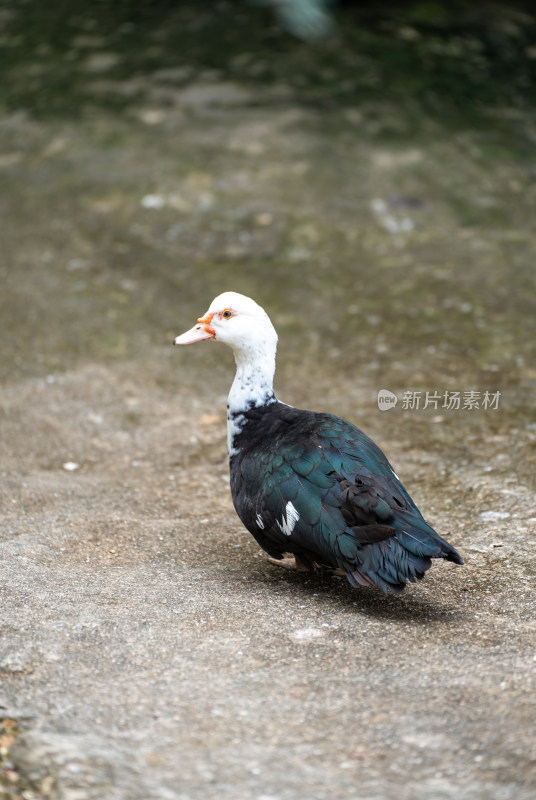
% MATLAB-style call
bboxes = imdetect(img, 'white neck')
[227,343,276,457]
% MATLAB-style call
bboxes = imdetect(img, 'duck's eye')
[222,309,233,319]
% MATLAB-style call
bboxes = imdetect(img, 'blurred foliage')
[0,0,534,122]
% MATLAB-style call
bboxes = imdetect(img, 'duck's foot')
[268,556,346,576]
[329,567,346,577]
[268,555,310,572]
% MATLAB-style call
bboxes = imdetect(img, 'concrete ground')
[1,3,536,798]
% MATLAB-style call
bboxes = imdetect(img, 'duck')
[174,291,463,594]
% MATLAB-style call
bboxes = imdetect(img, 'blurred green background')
[1,0,535,435]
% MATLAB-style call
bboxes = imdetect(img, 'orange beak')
[173,313,215,345]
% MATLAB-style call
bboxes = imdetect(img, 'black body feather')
[230,401,463,594]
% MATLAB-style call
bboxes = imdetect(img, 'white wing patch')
[256,513,265,530]
[276,501,300,537]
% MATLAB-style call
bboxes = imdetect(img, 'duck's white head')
[174,292,280,453]
[173,291,278,358]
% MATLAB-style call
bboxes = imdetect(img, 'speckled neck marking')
[227,345,276,457]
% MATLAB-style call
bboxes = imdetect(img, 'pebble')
[291,627,324,641]
[141,194,165,209]
[479,511,511,521]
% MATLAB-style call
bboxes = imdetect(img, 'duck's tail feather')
[343,514,462,594]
